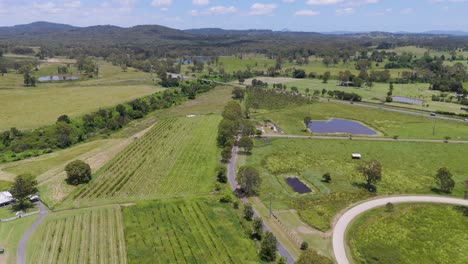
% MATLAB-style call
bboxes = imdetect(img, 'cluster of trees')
[327,90,362,102]
[245,86,311,110]
[0,81,215,163]
[217,101,255,162]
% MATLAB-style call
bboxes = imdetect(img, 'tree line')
[0,80,215,163]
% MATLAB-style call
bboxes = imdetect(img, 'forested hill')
[1,21,468,58]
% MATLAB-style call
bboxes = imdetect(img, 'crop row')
[74,115,220,202]
[27,206,127,264]
[123,200,258,263]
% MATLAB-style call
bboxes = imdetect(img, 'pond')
[285,177,312,194]
[308,118,377,135]
[37,75,80,82]
[392,96,423,105]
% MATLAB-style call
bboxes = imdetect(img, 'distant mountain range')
[1,22,468,38]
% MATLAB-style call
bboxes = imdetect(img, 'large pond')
[285,177,312,194]
[308,118,377,135]
[392,96,423,105]
[37,75,80,82]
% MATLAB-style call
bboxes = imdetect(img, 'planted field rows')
[73,116,220,202]
[123,200,259,264]
[27,205,127,264]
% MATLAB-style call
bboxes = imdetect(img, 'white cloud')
[64,1,81,8]
[282,0,296,3]
[33,2,61,14]
[294,10,320,16]
[249,3,277,15]
[191,5,237,16]
[400,8,414,14]
[307,0,343,5]
[192,0,209,5]
[431,0,468,2]
[151,0,172,7]
[336,7,355,15]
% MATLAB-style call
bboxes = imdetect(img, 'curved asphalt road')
[17,202,48,264]
[333,196,468,264]
[228,145,295,264]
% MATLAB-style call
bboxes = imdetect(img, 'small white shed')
[352,153,362,159]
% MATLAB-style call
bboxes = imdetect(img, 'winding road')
[17,202,48,264]
[227,145,296,264]
[332,196,468,264]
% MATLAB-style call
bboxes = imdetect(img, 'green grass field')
[0,215,38,264]
[348,204,468,264]
[251,102,468,140]
[68,115,220,207]
[122,199,260,264]
[0,60,162,131]
[26,205,127,264]
[246,138,468,230]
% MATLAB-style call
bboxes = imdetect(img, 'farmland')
[26,205,127,264]
[68,115,220,207]
[0,60,161,130]
[246,138,468,230]
[348,204,468,264]
[122,199,259,264]
[251,102,468,140]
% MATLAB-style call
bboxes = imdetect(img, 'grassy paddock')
[122,199,259,263]
[348,204,468,264]
[251,102,468,140]
[0,215,38,264]
[246,138,468,230]
[26,205,127,264]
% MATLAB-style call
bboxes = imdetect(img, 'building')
[0,191,14,207]
[352,153,362,159]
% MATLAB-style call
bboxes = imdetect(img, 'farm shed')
[0,191,14,207]
[352,153,362,159]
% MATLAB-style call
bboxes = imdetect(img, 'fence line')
[0,210,40,222]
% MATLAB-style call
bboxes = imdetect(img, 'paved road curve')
[227,145,296,264]
[332,196,468,264]
[17,202,48,264]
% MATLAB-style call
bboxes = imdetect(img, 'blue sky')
[0,0,467,32]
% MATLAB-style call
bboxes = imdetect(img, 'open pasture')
[70,115,220,206]
[0,84,162,131]
[247,138,468,230]
[27,205,127,264]
[348,204,468,264]
[0,215,38,264]
[252,102,468,140]
[123,199,259,264]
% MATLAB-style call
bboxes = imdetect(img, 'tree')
[65,160,92,185]
[321,88,327,96]
[358,160,382,192]
[464,180,468,199]
[276,257,287,264]
[244,204,254,221]
[435,167,455,193]
[238,136,253,154]
[304,116,311,126]
[237,166,261,196]
[232,87,245,101]
[252,217,263,240]
[385,202,394,212]
[10,174,38,210]
[56,114,71,124]
[292,69,306,78]
[221,146,232,163]
[300,241,309,250]
[322,173,331,183]
[296,249,333,264]
[216,165,227,183]
[259,231,277,262]
[322,71,331,83]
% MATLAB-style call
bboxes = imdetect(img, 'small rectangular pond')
[38,75,80,82]
[285,177,312,194]
[308,118,377,135]
[392,96,423,105]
